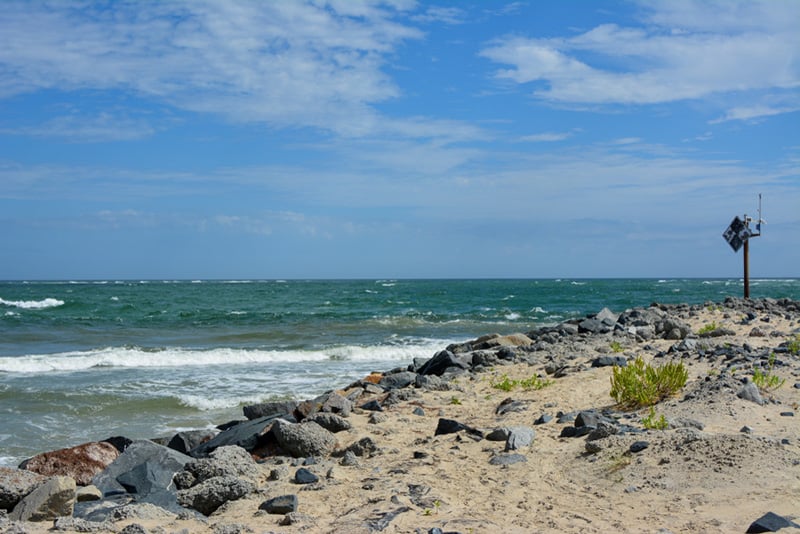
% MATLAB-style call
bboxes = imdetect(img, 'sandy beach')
[2,298,799,534]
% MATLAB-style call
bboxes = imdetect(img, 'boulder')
[737,381,764,405]
[9,475,76,522]
[20,441,119,486]
[379,371,417,391]
[242,400,298,421]
[260,494,298,515]
[474,333,534,350]
[271,420,337,458]
[592,356,627,368]
[434,418,483,439]
[321,392,354,417]
[177,475,255,516]
[304,413,352,433]
[0,466,46,511]
[504,426,535,451]
[417,350,469,376]
[189,415,282,457]
[166,430,216,455]
[181,445,260,486]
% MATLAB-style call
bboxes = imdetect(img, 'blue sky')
[0,0,798,279]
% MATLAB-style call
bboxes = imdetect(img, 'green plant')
[491,373,552,392]
[696,321,720,335]
[752,353,785,392]
[610,340,624,353]
[641,406,668,430]
[788,335,800,355]
[610,356,688,409]
[449,396,462,405]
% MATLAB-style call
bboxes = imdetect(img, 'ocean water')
[1,278,798,466]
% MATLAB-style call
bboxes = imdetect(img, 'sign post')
[722,195,764,299]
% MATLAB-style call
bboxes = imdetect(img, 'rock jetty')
[1,297,799,533]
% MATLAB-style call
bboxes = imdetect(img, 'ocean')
[1,278,798,466]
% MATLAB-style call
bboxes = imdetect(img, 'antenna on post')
[722,195,765,299]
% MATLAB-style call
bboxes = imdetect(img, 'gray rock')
[341,437,378,458]
[189,415,283,457]
[9,475,76,522]
[485,428,510,442]
[592,355,627,367]
[93,440,191,497]
[746,511,800,533]
[321,392,353,417]
[242,400,298,421]
[182,445,260,486]
[415,374,451,391]
[488,453,527,466]
[260,494,298,514]
[737,381,764,405]
[417,350,469,376]
[271,420,337,458]
[167,430,217,455]
[177,475,255,516]
[52,516,114,532]
[505,427,535,451]
[119,525,149,534]
[379,371,417,390]
[534,413,553,425]
[294,468,319,485]
[0,466,46,511]
[305,412,352,433]
[629,441,650,453]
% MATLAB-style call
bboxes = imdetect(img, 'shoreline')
[2,296,799,533]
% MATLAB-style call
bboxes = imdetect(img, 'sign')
[722,216,750,252]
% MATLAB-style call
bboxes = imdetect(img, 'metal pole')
[743,237,750,299]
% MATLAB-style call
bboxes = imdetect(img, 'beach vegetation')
[788,334,800,355]
[752,353,785,392]
[610,356,688,409]
[609,340,624,353]
[449,396,462,405]
[641,406,668,430]
[491,373,552,392]
[696,321,720,335]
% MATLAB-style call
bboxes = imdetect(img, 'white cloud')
[520,130,577,142]
[0,112,157,142]
[710,105,800,124]
[0,1,435,138]
[411,6,466,25]
[479,1,800,113]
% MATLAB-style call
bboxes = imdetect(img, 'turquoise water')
[1,278,798,465]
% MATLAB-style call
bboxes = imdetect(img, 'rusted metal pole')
[743,237,750,299]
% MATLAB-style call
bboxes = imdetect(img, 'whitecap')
[0,297,64,310]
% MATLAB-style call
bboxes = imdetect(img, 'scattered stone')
[9,475,76,522]
[242,400,298,421]
[52,516,114,532]
[585,441,603,454]
[412,407,425,416]
[368,412,389,424]
[20,441,119,486]
[294,468,319,485]
[592,355,627,367]
[119,525,149,534]
[341,437,378,458]
[741,426,754,434]
[417,350,469,376]
[746,511,800,533]
[177,475,255,516]
[534,413,553,425]
[505,426,535,451]
[306,412,352,433]
[434,418,483,439]
[495,398,527,415]
[779,412,794,417]
[738,381,765,405]
[489,453,527,466]
[360,399,383,412]
[280,511,315,526]
[322,392,354,417]
[379,371,417,390]
[167,430,217,455]
[629,441,650,453]
[259,494,298,515]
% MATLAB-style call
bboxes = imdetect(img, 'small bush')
[609,341,624,353]
[641,406,668,430]
[753,353,785,392]
[788,335,800,355]
[610,356,688,409]
[491,373,552,392]
[696,321,720,335]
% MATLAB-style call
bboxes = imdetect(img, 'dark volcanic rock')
[294,468,319,485]
[592,355,627,368]
[167,430,216,455]
[434,418,483,439]
[242,400,298,421]
[417,350,469,376]
[260,494,298,515]
[746,511,800,533]
[305,413,352,433]
[177,475,255,516]
[189,415,282,457]
[379,371,417,390]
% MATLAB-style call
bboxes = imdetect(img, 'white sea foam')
[531,306,547,313]
[0,297,64,310]
[505,312,521,320]
[0,341,448,374]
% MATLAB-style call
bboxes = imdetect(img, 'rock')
[488,453,527,466]
[586,421,618,441]
[630,441,650,453]
[52,516,114,532]
[271,420,337,458]
[260,494,298,515]
[321,392,354,417]
[294,468,319,485]
[575,411,601,429]
[417,350,469,376]
[473,333,533,350]
[91,440,191,514]
[368,412,388,424]
[189,415,283,457]
[167,430,216,455]
[592,355,627,367]
[495,398,527,415]
[434,418,483,439]
[505,427,535,451]
[360,399,383,412]
[177,475,255,516]
[379,371,417,390]
[534,414,553,425]
[578,318,613,334]
[76,485,102,502]
[20,441,119,486]
[0,466,46,511]
[585,441,603,454]
[746,511,800,533]
[738,381,764,405]
[341,437,378,458]
[415,374,451,391]
[242,400,298,420]
[485,428,510,441]
[9,475,76,522]
[305,413,352,433]
[119,525,149,534]
[181,445,260,486]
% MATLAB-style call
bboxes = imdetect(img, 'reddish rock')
[21,442,119,486]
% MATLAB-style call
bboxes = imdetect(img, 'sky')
[0,0,798,280]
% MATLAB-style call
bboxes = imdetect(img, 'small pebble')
[630,441,649,453]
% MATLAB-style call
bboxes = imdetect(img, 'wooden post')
[743,237,750,299]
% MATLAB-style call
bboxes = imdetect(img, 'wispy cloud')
[520,129,579,143]
[479,1,800,118]
[0,111,158,142]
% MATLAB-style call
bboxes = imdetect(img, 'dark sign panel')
[722,216,750,252]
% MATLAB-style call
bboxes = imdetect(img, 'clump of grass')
[491,373,552,392]
[610,356,688,409]
[787,334,800,355]
[449,396,462,405]
[696,321,720,335]
[753,352,785,392]
[609,340,624,353]
[641,406,668,430]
